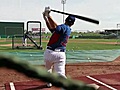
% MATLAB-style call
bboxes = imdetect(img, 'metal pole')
[117,24,120,35]
[117,24,118,36]
[63,3,64,23]
[61,0,66,23]
[116,24,120,45]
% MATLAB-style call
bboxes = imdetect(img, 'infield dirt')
[0,56,120,90]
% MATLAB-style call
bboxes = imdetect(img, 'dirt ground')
[0,56,120,90]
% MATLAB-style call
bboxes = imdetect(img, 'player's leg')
[53,52,67,78]
[44,60,53,88]
[22,35,27,46]
[54,60,67,78]
[54,58,66,90]
[44,49,53,87]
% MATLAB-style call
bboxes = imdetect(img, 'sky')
[0,0,120,32]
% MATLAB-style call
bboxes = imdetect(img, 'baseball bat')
[51,9,99,25]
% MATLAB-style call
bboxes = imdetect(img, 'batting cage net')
[12,34,41,49]
[12,21,42,49]
[5,27,24,37]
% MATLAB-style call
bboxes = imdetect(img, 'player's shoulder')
[58,24,70,29]
[56,24,71,33]
[59,23,68,26]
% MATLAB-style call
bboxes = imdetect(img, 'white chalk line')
[9,82,16,90]
[86,76,117,90]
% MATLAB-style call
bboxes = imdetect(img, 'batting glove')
[44,6,51,17]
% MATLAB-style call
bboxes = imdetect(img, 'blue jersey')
[47,24,71,50]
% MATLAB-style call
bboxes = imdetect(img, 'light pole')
[19,0,21,8]
[117,24,120,36]
[61,0,66,23]
[116,24,120,44]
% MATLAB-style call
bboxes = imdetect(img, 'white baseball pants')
[44,49,66,78]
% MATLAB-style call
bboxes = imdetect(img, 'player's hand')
[42,12,48,22]
[44,6,51,17]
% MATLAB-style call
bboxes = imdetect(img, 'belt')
[47,46,65,52]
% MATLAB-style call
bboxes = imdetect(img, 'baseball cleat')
[87,83,100,90]
[46,83,52,88]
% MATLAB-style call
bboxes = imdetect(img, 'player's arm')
[43,15,57,33]
[43,12,52,30]
[43,14,58,33]
[43,6,58,33]
[47,15,58,29]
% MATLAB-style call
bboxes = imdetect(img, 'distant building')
[104,28,120,35]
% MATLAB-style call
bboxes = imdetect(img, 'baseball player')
[43,7,75,88]
[22,31,28,47]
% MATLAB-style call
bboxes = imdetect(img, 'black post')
[27,21,42,49]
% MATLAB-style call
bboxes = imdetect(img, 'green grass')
[23,38,120,50]
[67,43,120,50]
[0,38,120,52]
[67,39,120,50]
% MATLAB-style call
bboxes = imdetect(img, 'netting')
[5,27,23,36]
[12,35,40,49]
[28,23,40,33]
[1,49,120,65]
